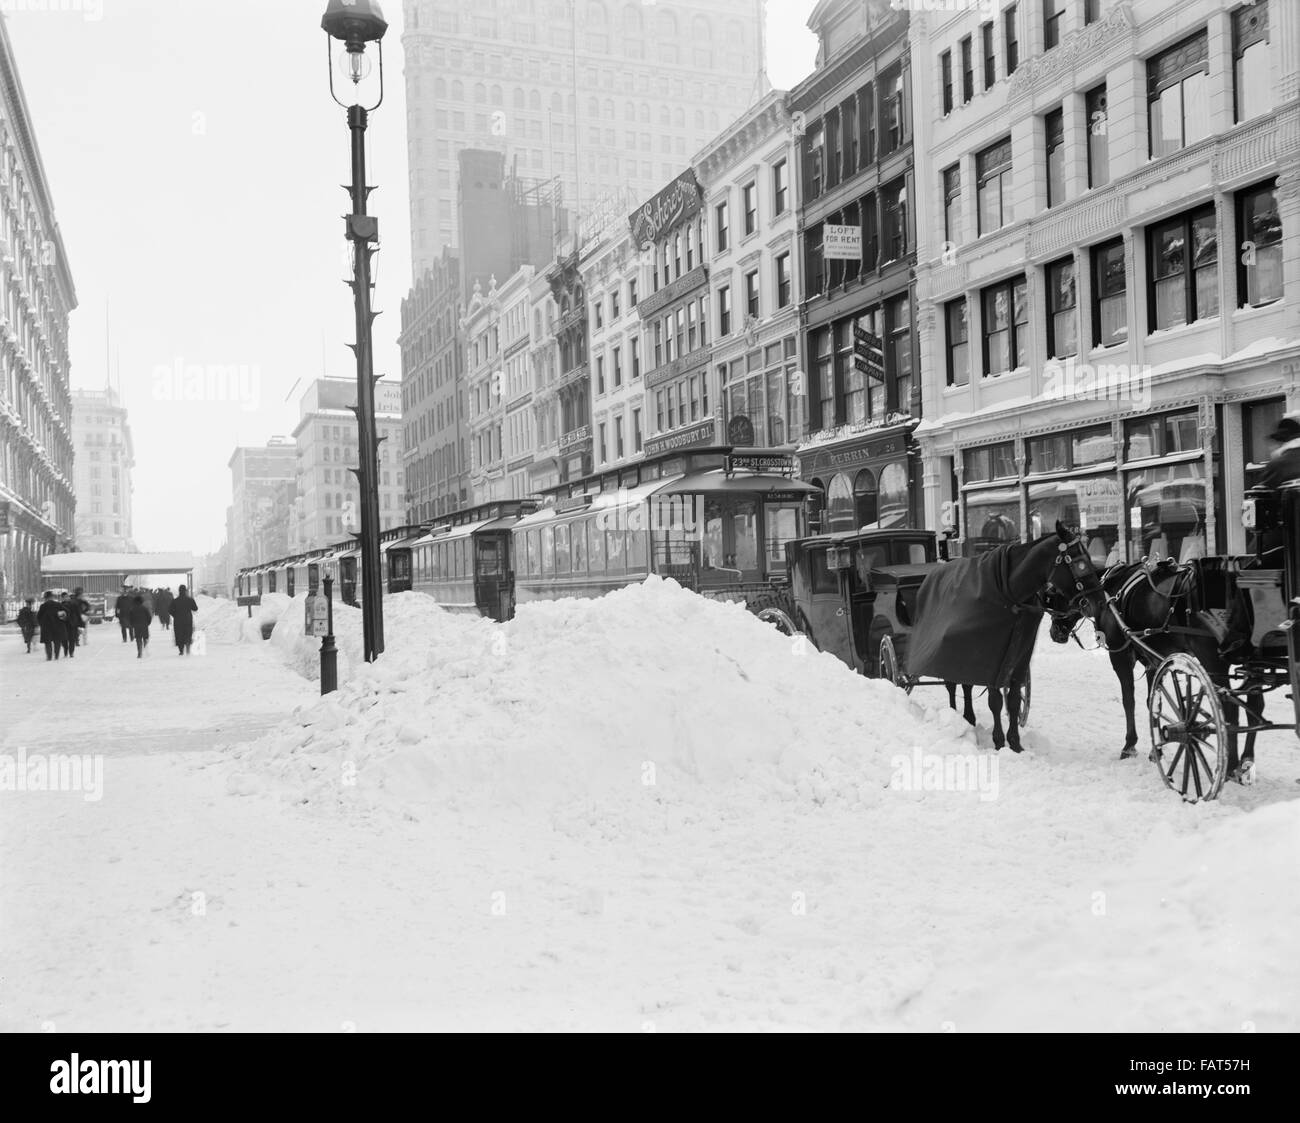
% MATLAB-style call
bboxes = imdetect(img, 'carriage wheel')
[1018,667,1032,728]
[879,634,914,695]
[1148,653,1228,803]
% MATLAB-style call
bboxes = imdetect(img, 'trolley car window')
[555,524,571,574]
[572,521,588,574]
[589,518,606,572]
[763,501,801,572]
[541,526,555,575]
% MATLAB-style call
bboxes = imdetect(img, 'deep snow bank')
[198,593,293,645]
[230,578,975,818]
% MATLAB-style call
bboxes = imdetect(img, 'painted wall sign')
[629,169,704,249]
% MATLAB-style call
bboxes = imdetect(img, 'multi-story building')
[228,438,297,571]
[70,387,135,552]
[526,269,563,492]
[700,88,805,458]
[401,150,566,522]
[0,16,77,610]
[401,0,765,272]
[546,246,594,481]
[400,248,466,523]
[635,167,715,457]
[913,0,1300,562]
[464,265,536,504]
[583,219,645,472]
[287,379,405,551]
[791,0,920,532]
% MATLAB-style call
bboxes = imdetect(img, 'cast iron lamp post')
[322,0,387,661]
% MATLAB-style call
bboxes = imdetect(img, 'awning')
[652,470,821,497]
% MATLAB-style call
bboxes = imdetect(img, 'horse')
[929,523,1106,753]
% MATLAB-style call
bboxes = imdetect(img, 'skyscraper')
[401,0,767,273]
[71,387,135,553]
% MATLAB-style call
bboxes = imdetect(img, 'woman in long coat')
[37,591,68,661]
[171,585,199,654]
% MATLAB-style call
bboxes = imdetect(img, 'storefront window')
[878,462,909,527]
[963,441,1016,484]
[965,488,1020,549]
[853,469,878,527]
[1125,408,1200,460]
[826,472,855,530]
[1073,425,1115,467]
[1243,397,1285,487]
[1027,434,1070,474]
[1125,462,1207,563]
[1028,475,1121,565]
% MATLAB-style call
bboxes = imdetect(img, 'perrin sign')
[629,169,704,249]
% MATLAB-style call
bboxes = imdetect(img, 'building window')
[1148,30,1210,158]
[887,295,912,413]
[775,253,792,308]
[633,408,643,451]
[615,416,625,459]
[630,336,641,378]
[880,66,904,155]
[982,21,995,89]
[593,300,604,328]
[1092,238,1127,346]
[773,160,788,215]
[941,50,953,115]
[805,122,824,201]
[1004,4,1019,73]
[596,354,606,393]
[629,278,638,308]
[1149,205,1219,331]
[1043,0,1065,50]
[976,137,1012,235]
[744,269,760,319]
[613,345,623,387]
[882,180,907,262]
[858,82,875,166]
[1086,84,1109,188]
[611,289,620,319]
[1046,257,1078,360]
[1233,1,1271,124]
[1237,180,1283,307]
[716,199,729,251]
[718,286,732,335]
[960,35,973,103]
[598,422,607,462]
[1085,0,1102,24]
[942,165,962,246]
[1045,107,1065,208]
[946,298,969,387]
[814,328,834,428]
[743,181,758,236]
[981,276,1028,376]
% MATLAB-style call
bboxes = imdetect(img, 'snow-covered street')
[3,588,1298,1032]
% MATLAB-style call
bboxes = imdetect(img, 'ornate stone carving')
[1008,1,1135,103]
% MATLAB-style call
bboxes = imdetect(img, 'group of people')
[15,585,199,660]
[114,586,199,657]
[17,588,90,660]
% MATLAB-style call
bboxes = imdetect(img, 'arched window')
[625,100,636,121]
[692,14,712,41]
[435,77,447,98]
[827,473,855,530]
[551,91,562,113]
[587,0,607,24]
[673,107,684,128]
[657,10,678,38]
[659,106,670,126]
[588,96,600,117]
[513,87,525,109]
[451,80,464,101]
[529,90,541,111]
[878,463,909,526]
[604,98,615,121]
[694,110,705,130]
[623,4,643,36]
[490,85,503,106]
[853,469,878,528]
[474,83,487,104]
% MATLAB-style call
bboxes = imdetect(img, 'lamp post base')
[320,635,338,695]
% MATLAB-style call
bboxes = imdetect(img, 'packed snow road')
[2,587,1297,1031]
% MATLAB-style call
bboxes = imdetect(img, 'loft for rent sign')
[823,224,862,260]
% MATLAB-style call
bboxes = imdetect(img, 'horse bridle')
[1039,532,1108,634]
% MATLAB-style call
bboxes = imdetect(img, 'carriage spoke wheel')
[879,634,914,695]
[1148,653,1228,803]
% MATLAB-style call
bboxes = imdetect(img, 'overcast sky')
[7,0,817,554]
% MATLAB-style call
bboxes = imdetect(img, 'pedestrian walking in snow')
[156,587,173,631]
[171,586,198,655]
[60,592,84,658]
[17,597,37,653]
[37,591,68,661]
[115,587,134,643]
[129,595,153,659]
[71,587,91,646]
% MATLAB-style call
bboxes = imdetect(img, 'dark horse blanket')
[906,544,1044,689]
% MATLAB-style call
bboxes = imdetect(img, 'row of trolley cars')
[236,445,819,623]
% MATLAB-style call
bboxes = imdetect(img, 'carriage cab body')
[781,529,940,677]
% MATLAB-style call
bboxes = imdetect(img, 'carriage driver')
[1220,414,1300,657]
